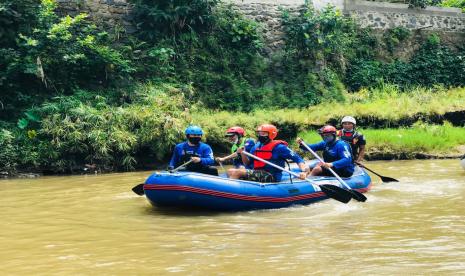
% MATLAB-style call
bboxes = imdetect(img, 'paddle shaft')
[132,159,195,196]
[300,142,351,190]
[218,161,226,173]
[356,163,380,177]
[171,159,194,172]
[354,161,399,182]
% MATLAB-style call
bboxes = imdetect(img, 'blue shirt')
[249,142,305,181]
[300,140,354,173]
[169,142,215,168]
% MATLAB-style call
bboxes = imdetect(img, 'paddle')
[218,161,226,173]
[354,161,399,183]
[131,159,194,196]
[299,141,367,202]
[241,150,352,204]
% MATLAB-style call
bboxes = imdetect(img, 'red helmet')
[225,126,245,137]
[257,124,278,140]
[319,125,337,136]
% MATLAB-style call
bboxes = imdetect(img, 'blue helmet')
[185,125,203,135]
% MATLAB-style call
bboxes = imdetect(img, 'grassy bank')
[298,122,465,160]
[1,84,464,174]
[193,85,465,143]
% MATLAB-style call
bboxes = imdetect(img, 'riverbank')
[298,123,465,160]
[1,85,464,175]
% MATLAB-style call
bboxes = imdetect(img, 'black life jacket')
[337,129,362,159]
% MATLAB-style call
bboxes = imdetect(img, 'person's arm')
[357,145,366,163]
[216,152,238,163]
[356,134,367,162]
[277,145,309,179]
[237,146,252,166]
[331,143,353,169]
[199,144,215,166]
[297,139,325,152]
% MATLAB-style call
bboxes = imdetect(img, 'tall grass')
[3,83,464,173]
[294,85,465,125]
[298,122,465,157]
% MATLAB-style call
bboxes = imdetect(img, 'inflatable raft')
[142,166,372,211]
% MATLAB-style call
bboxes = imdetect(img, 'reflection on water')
[1,160,464,274]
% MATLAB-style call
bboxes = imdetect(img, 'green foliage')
[0,0,40,47]
[408,0,442,9]
[0,128,18,173]
[128,4,266,111]
[346,34,465,90]
[300,122,465,157]
[408,38,465,87]
[282,5,357,68]
[0,0,133,121]
[384,27,411,53]
[129,0,219,40]
[10,84,192,172]
[440,0,465,12]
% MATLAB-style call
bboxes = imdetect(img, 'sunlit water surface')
[1,160,464,275]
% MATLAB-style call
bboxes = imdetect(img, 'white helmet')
[341,116,356,125]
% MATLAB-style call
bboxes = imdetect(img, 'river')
[1,160,464,275]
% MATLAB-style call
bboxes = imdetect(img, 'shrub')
[129,0,220,40]
[0,0,133,121]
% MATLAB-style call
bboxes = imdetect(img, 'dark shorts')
[187,166,218,176]
[320,167,353,178]
[244,169,275,183]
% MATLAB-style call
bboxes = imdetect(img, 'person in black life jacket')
[168,125,217,176]
[215,126,255,170]
[337,116,366,163]
[297,125,355,177]
[228,124,309,182]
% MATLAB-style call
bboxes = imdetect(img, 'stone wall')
[56,0,465,52]
[342,0,465,31]
[226,0,303,53]
[56,0,135,33]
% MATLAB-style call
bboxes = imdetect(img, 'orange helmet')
[225,126,245,137]
[318,125,337,136]
[257,124,278,140]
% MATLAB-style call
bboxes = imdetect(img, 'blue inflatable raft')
[142,166,372,211]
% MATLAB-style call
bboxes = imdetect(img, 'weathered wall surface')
[343,0,465,31]
[56,0,135,32]
[56,0,465,53]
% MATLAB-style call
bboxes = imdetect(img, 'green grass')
[193,85,465,133]
[192,85,465,143]
[298,122,465,158]
[291,85,465,125]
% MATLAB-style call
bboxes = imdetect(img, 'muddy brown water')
[1,160,464,275]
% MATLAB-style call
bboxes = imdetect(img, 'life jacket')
[253,140,288,169]
[337,129,362,159]
[337,129,361,145]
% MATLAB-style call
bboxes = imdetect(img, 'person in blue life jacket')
[168,125,218,176]
[337,116,366,164]
[228,124,309,182]
[296,125,354,177]
[215,126,255,170]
